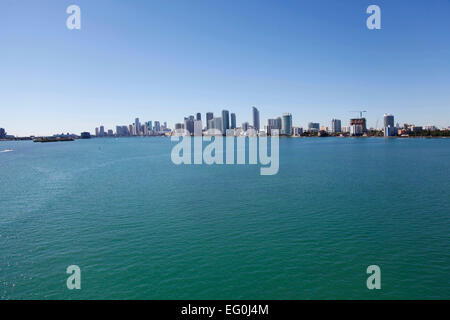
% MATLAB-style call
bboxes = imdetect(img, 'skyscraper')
[222,110,230,133]
[154,121,161,133]
[230,113,236,129]
[384,113,395,136]
[193,120,202,136]
[212,117,223,133]
[196,113,201,121]
[135,118,140,135]
[184,118,194,135]
[252,106,260,131]
[147,121,153,131]
[206,112,214,129]
[384,113,394,128]
[281,113,293,135]
[0,128,6,139]
[331,119,342,133]
[242,122,249,131]
[100,126,105,137]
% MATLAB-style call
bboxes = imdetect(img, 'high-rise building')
[206,112,214,129]
[252,106,260,131]
[135,118,140,134]
[331,119,342,133]
[122,126,129,136]
[100,126,105,137]
[230,113,236,129]
[383,113,395,137]
[212,117,223,133]
[154,121,161,133]
[194,120,203,136]
[196,113,201,121]
[0,128,6,139]
[281,113,293,135]
[351,124,363,136]
[350,118,367,133]
[147,121,153,131]
[242,122,249,132]
[95,127,100,137]
[184,118,194,135]
[222,110,230,133]
[267,117,282,135]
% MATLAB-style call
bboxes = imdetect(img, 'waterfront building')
[184,118,194,135]
[383,114,395,137]
[212,117,223,133]
[147,121,153,131]
[293,127,303,136]
[206,112,214,129]
[331,119,342,133]
[0,128,6,138]
[135,118,140,134]
[267,117,282,135]
[384,126,395,137]
[80,132,91,139]
[384,113,394,128]
[242,122,249,132]
[350,124,363,136]
[196,113,201,121]
[100,126,105,137]
[231,113,236,129]
[222,110,230,133]
[95,127,100,137]
[252,106,260,131]
[175,123,183,130]
[154,121,161,133]
[281,113,293,135]
[320,126,329,132]
[194,120,203,136]
[308,122,320,131]
[350,118,367,133]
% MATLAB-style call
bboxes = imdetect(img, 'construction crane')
[350,110,367,118]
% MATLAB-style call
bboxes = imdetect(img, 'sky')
[1,0,449,136]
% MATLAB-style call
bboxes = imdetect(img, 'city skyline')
[2,1,450,136]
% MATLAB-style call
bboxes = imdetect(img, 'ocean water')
[0,137,449,300]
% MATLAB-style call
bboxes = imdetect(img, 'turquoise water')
[0,137,449,299]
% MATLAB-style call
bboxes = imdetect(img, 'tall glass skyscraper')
[252,106,260,131]
[222,110,230,133]
[281,113,292,135]
[206,112,214,129]
[230,113,236,129]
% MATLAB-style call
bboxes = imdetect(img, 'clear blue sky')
[1,0,449,136]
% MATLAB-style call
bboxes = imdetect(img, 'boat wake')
[0,149,14,153]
